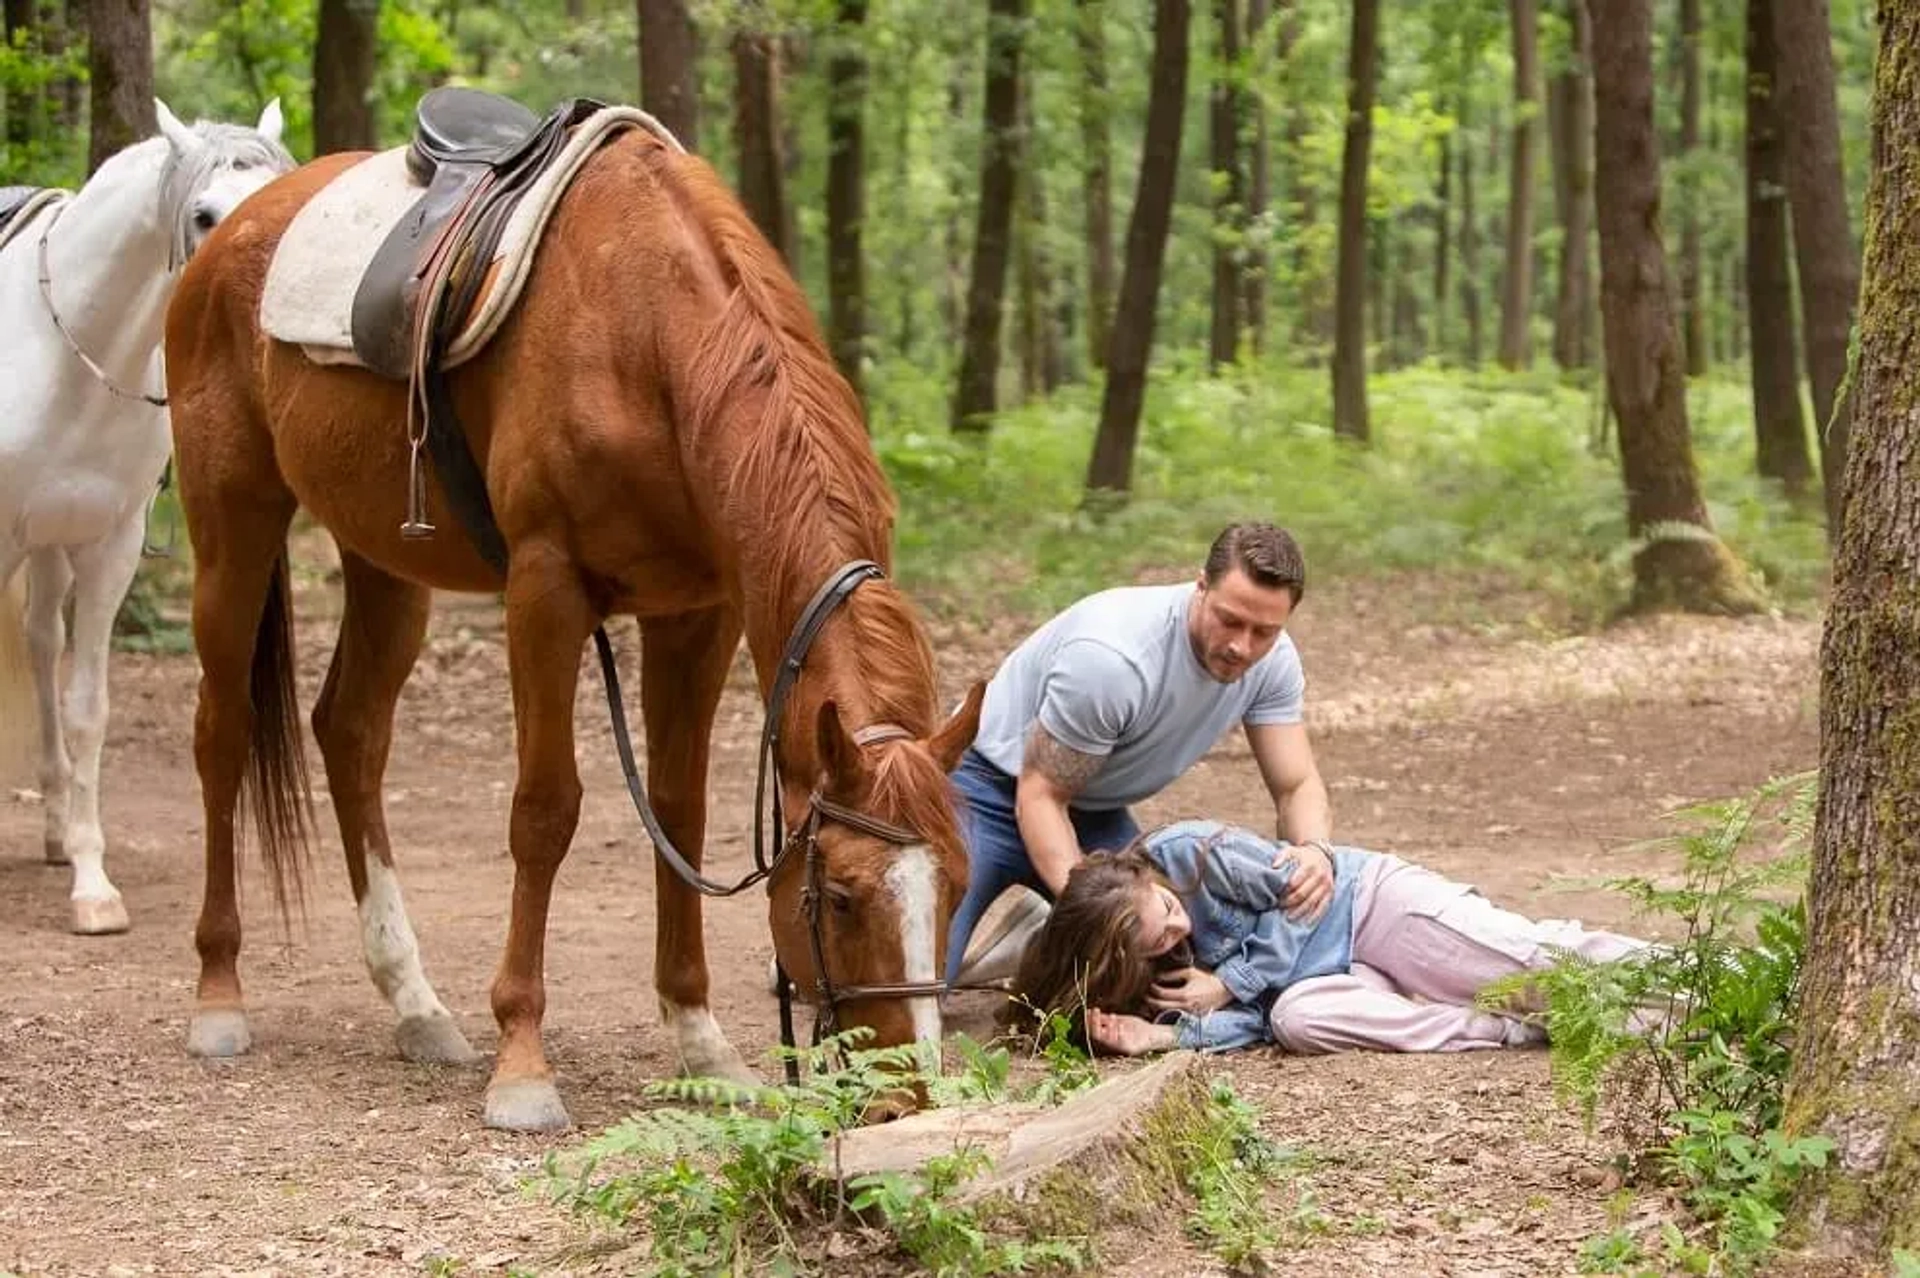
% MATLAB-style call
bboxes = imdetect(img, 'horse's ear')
[154,98,201,156]
[257,98,285,145]
[927,681,985,774]
[814,699,860,786]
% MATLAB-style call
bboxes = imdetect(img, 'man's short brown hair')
[1202,522,1306,605]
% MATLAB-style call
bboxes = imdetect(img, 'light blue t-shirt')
[971,583,1305,809]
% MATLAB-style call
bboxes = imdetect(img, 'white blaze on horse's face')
[884,842,943,1054]
[155,97,290,264]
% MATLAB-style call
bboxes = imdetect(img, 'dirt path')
[0,568,1818,1276]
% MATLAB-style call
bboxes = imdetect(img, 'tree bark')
[1244,0,1271,355]
[1783,13,1920,1259]
[1459,97,1484,368]
[1550,0,1594,369]
[85,0,155,174]
[1498,0,1539,370]
[1678,0,1708,374]
[1084,0,1189,496]
[732,18,791,263]
[1434,120,1452,361]
[1745,0,1812,494]
[4,0,35,153]
[822,0,866,401]
[1077,0,1115,371]
[313,0,380,154]
[638,0,699,152]
[951,0,1026,433]
[1208,0,1244,370]
[1590,0,1760,615]
[1772,0,1857,530]
[1331,0,1379,442]
[1014,88,1060,399]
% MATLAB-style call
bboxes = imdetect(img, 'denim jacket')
[1140,820,1371,1051]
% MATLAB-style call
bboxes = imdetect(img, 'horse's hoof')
[396,1014,482,1066]
[44,838,69,866]
[484,1078,571,1132]
[187,1008,252,1058]
[71,893,129,935]
[681,1042,760,1088]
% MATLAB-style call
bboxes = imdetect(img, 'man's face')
[1189,568,1294,683]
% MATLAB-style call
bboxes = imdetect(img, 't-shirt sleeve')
[1243,636,1306,726]
[1033,640,1146,757]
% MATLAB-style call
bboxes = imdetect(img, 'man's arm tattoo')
[1025,725,1105,796]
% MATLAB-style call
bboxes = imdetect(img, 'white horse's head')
[153,98,294,270]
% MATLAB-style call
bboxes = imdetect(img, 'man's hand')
[1147,967,1233,1015]
[1084,1008,1178,1056]
[1274,839,1334,922]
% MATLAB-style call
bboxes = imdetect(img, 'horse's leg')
[53,509,146,934]
[484,548,595,1132]
[183,488,297,1059]
[310,551,476,1065]
[639,606,756,1085]
[23,548,73,867]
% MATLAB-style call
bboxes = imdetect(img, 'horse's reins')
[34,203,170,408]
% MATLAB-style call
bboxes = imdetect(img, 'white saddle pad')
[259,105,681,371]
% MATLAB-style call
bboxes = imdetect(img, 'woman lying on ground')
[1008,819,1651,1056]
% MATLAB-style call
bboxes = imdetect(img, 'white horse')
[0,99,292,934]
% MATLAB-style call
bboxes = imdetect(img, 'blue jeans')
[945,749,1139,986]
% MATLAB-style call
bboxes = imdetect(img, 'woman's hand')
[1084,1008,1178,1056]
[1148,966,1233,1014]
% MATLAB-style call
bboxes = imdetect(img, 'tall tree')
[1015,89,1061,397]
[1433,121,1452,359]
[638,0,699,151]
[1243,0,1271,354]
[1678,0,1708,374]
[1745,0,1812,493]
[1331,0,1380,441]
[86,0,155,174]
[1076,0,1115,370]
[313,0,381,154]
[1772,0,1857,529]
[4,0,35,154]
[1208,0,1244,370]
[1084,0,1190,495]
[1459,98,1484,367]
[732,22,791,261]
[951,0,1026,433]
[1548,0,1594,369]
[1783,9,1920,1256]
[1590,0,1760,613]
[1498,0,1540,369]
[824,0,867,400]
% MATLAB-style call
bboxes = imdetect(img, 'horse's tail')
[244,551,313,925]
[0,564,35,783]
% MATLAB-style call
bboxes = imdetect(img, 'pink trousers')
[1267,855,1648,1054]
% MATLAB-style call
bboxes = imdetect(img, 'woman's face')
[1133,882,1191,958]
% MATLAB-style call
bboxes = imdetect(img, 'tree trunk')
[1014,89,1059,399]
[1244,0,1271,356]
[1498,0,1539,370]
[1084,0,1189,496]
[1077,0,1115,371]
[1550,0,1594,369]
[1208,0,1244,371]
[1331,0,1379,442]
[825,0,867,401]
[1433,122,1452,361]
[1279,2,1325,347]
[47,0,81,133]
[86,0,155,174]
[1678,0,1707,374]
[1745,0,1811,494]
[732,20,791,262]
[313,0,380,154]
[1590,0,1760,615]
[638,0,699,152]
[1459,98,1484,368]
[951,0,1026,433]
[1772,0,1857,530]
[1783,13,1920,1258]
[4,0,36,153]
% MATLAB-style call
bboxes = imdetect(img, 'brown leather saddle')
[349,87,606,381]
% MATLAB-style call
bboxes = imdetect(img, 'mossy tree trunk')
[1745,0,1813,494]
[1782,7,1920,1259]
[1590,0,1760,615]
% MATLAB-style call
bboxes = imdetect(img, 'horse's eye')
[232,159,252,172]
[824,884,855,914]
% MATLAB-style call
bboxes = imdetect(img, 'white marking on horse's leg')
[23,549,72,865]
[886,844,944,1058]
[59,526,139,934]
[660,1000,757,1085]
[358,859,476,1063]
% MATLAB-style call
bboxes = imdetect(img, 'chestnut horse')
[163,126,980,1130]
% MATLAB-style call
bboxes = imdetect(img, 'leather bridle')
[595,559,973,1082]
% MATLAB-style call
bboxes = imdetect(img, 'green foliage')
[850,1149,1089,1277]
[1178,1079,1305,1269]
[1490,774,1831,1276]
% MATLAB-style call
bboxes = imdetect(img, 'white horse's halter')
[35,202,169,409]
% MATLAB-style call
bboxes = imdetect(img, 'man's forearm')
[1276,773,1332,845]
[1015,788,1085,895]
